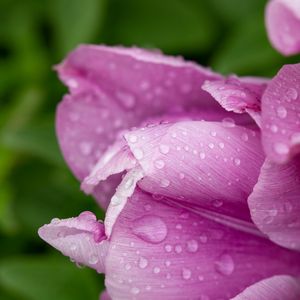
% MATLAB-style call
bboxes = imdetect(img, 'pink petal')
[261,63,300,163]
[104,189,300,299]
[266,0,300,56]
[202,76,269,126]
[99,290,111,300]
[248,158,300,251]
[56,45,222,179]
[83,120,264,232]
[38,211,109,273]
[232,275,300,300]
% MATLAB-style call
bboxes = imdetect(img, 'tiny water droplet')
[138,257,148,269]
[165,244,172,252]
[133,148,144,160]
[286,87,298,101]
[131,287,140,295]
[159,144,170,154]
[234,158,241,166]
[154,159,165,169]
[89,254,99,265]
[212,199,223,208]
[128,135,138,143]
[175,244,182,253]
[186,239,198,253]
[199,233,208,243]
[153,267,161,274]
[222,118,235,128]
[182,268,192,280]
[276,106,287,119]
[160,178,170,188]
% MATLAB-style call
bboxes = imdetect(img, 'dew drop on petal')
[186,239,198,253]
[154,159,165,169]
[88,254,99,265]
[132,215,168,244]
[138,257,149,269]
[215,253,235,276]
[133,148,144,160]
[273,142,289,155]
[160,178,170,188]
[286,87,298,101]
[222,118,235,128]
[159,144,170,154]
[131,287,140,295]
[182,268,192,280]
[276,106,287,119]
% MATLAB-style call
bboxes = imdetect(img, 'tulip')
[38,45,300,299]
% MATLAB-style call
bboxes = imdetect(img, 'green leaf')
[0,256,101,300]
[211,14,285,76]
[1,119,63,166]
[50,0,107,55]
[103,0,217,54]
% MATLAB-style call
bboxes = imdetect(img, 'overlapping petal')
[38,211,109,273]
[266,0,300,56]
[202,76,268,126]
[248,158,300,251]
[232,275,300,300]
[56,45,222,180]
[261,63,300,163]
[82,120,264,234]
[104,189,300,300]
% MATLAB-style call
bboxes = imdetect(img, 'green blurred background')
[0,0,300,299]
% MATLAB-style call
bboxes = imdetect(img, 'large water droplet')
[159,144,170,154]
[186,239,198,253]
[138,257,149,269]
[182,268,192,280]
[215,253,235,276]
[276,106,287,119]
[132,215,168,244]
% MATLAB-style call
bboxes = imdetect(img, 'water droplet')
[175,244,182,253]
[154,160,165,169]
[132,215,168,244]
[133,148,144,160]
[175,223,182,230]
[200,152,206,159]
[219,142,225,149]
[138,257,149,269]
[269,209,278,217]
[111,195,122,206]
[186,239,198,253]
[70,243,77,251]
[234,158,241,166]
[79,141,93,156]
[241,133,249,141]
[198,275,204,281]
[51,218,60,224]
[116,91,136,108]
[208,143,214,149]
[131,287,140,295]
[182,268,192,280]
[89,254,99,265]
[140,80,150,91]
[210,131,217,137]
[144,204,152,211]
[270,124,278,133]
[222,118,235,128]
[171,132,177,138]
[159,144,170,154]
[215,253,235,276]
[153,267,161,274]
[199,233,208,243]
[212,199,223,208]
[165,260,171,267]
[276,106,287,119]
[286,88,298,101]
[165,244,172,252]
[179,172,185,179]
[128,135,138,143]
[125,263,131,270]
[160,179,170,188]
[274,142,289,155]
[291,133,300,145]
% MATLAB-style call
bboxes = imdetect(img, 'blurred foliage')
[0,0,299,299]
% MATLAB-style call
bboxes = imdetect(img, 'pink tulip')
[39,46,300,299]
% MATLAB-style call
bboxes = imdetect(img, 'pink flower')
[39,46,300,299]
[266,0,300,56]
